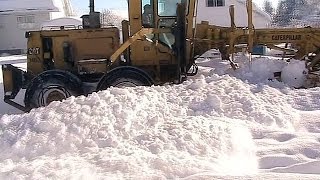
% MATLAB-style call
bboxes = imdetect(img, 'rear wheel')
[96,67,153,91]
[25,70,82,109]
[109,77,147,87]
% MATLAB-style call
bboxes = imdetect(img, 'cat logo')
[28,47,40,55]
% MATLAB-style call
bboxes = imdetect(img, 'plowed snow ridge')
[1,55,320,179]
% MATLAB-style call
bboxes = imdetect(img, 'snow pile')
[199,54,308,88]
[0,55,26,65]
[281,60,308,88]
[0,86,258,179]
[0,54,320,179]
[233,56,306,88]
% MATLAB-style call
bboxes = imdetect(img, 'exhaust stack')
[90,0,94,13]
[81,0,101,29]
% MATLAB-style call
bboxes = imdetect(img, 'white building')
[0,0,73,55]
[197,0,271,28]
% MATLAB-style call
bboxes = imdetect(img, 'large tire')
[96,67,153,91]
[25,70,83,109]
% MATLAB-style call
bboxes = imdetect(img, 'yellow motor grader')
[2,0,320,112]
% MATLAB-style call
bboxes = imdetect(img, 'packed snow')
[0,53,320,179]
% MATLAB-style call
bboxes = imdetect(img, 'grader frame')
[194,1,320,77]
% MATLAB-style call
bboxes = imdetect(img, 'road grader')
[2,0,320,112]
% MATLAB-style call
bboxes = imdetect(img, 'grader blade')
[1,64,29,112]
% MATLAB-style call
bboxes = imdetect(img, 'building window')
[207,0,225,7]
[17,15,35,24]
[16,15,36,29]
[0,16,5,29]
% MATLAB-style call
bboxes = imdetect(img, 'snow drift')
[1,54,320,179]
[0,84,258,179]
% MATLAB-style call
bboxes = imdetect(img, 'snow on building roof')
[40,17,82,30]
[0,0,59,14]
[237,0,272,22]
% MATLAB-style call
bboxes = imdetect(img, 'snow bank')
[0,87,258,179]
[0,54,320,179]
[0,55,26,65]
[228,56,307,88]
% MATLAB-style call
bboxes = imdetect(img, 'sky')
[70,0,280,15]
[71,0,128,14]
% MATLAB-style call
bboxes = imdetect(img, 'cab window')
[158,0,188,16]
[142,0,155,27]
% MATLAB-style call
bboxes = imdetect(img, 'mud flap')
[2,64,29,112]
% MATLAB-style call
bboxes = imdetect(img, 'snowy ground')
[0,53,320,179]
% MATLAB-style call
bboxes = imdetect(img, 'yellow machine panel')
[26,27,120,76]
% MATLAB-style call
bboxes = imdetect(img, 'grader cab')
[2,0,320,112]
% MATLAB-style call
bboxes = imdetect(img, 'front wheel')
[28,80,76,107]
[25,70,82,109]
